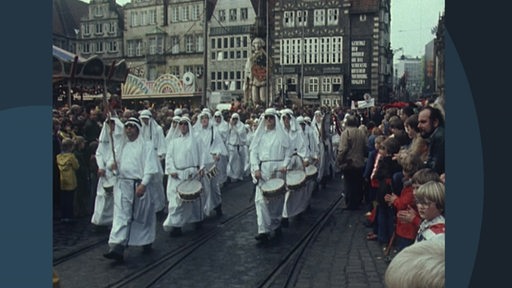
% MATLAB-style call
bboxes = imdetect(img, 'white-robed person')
[226,113,247,182]
[103,117,160,261]
[139,109,167,214]
[311,110,328,187]
[213,111,229,186]
[280,109,309,227]
[91,115,124,229]
[163,116,205,237]
[250,108,291,243]
[193,110,227,217]
[298,116,319,212]
[165,115,181,142]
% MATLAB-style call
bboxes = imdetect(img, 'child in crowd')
[372,137,402,248]
[56,138,80,222]
[384,153,426,252]
[413,180,445,242]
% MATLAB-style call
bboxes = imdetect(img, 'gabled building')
[53,0,88,53]
[271,0,392,107]
[208,0,257,100]
[77,0,124,62]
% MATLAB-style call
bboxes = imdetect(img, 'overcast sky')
[86,0,444,59]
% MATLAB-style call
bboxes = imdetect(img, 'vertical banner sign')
[350,39,371,89]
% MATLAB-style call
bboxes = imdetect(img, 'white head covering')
[296,116,305,124]
[304,116,312,123]
[280,108,298,132]
[174,108,183,116]
[124,117,142,131]
[214,110,222,117]
[250,107,290,151]
[139,109,152,119]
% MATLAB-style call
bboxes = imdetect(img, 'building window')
[95,23,103,35]
[284,11,295,27]
[196,35,204,52]
[185,35,194,53]
[327,8,339,25]
[107,41,118,53]
[131,12,138,27]
[148,36,163,54]
[96,42,104,53]
[169,66,180,77]
[108,22,116,34]
[82,43,91,53]
[241,8,248,20]
[136,40,143,56]
[322,77,332,93]
[360,14,367,22]
[93,6,103,17]
[82,24,90,36]
[192,5,200,20]
[218,10,226,22]
[180,6,189,21]
[308,78,319,93]
[314,9,325,26]
[297,10,308,27]
[229,9,237,21]
[171,7,179,22]
[332,76,342,92]
[171,36,180,54]
[141,10,147,26]
[149,9,156,25]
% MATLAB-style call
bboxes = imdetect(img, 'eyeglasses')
[415,198,433,206]
[264,115,274,120]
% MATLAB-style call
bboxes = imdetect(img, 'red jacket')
[393,185,419,240]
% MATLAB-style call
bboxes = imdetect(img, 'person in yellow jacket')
[56,138,80,222]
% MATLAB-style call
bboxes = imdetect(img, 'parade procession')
[52,0,445,287]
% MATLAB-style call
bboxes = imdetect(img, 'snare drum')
[261,178,286,198]
[177,179,202,201]
[305,165,318,181]
[286,170,306,190]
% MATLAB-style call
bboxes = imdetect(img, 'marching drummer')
[103,117,160,261]
[249,108,292,244]
[279,109,309,227]
[193,110,228,217]
[163,116,205,237]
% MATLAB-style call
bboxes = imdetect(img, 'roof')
[53,45,128,83]
[52,0,88,38]
[350,0,380,13]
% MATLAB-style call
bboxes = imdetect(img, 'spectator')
[384,239,445,288]
[56,139,80,222]
[418,106,445,174]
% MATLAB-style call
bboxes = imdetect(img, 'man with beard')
[417,106,445,175]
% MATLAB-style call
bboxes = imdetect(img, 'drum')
[286,170,306,190]
[261,178,286,198]
[177,179,202,201]
[305,165,318,181]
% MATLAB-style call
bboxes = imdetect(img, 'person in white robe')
[103,117,159,261]
[163,116,205,237]
[91,115,124,228]
[193,111,228,217]
[226,113,247,182]
[213,111,229,186]
[139,109,167,213]
[250,108,291,243]
[280,109,309,226]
